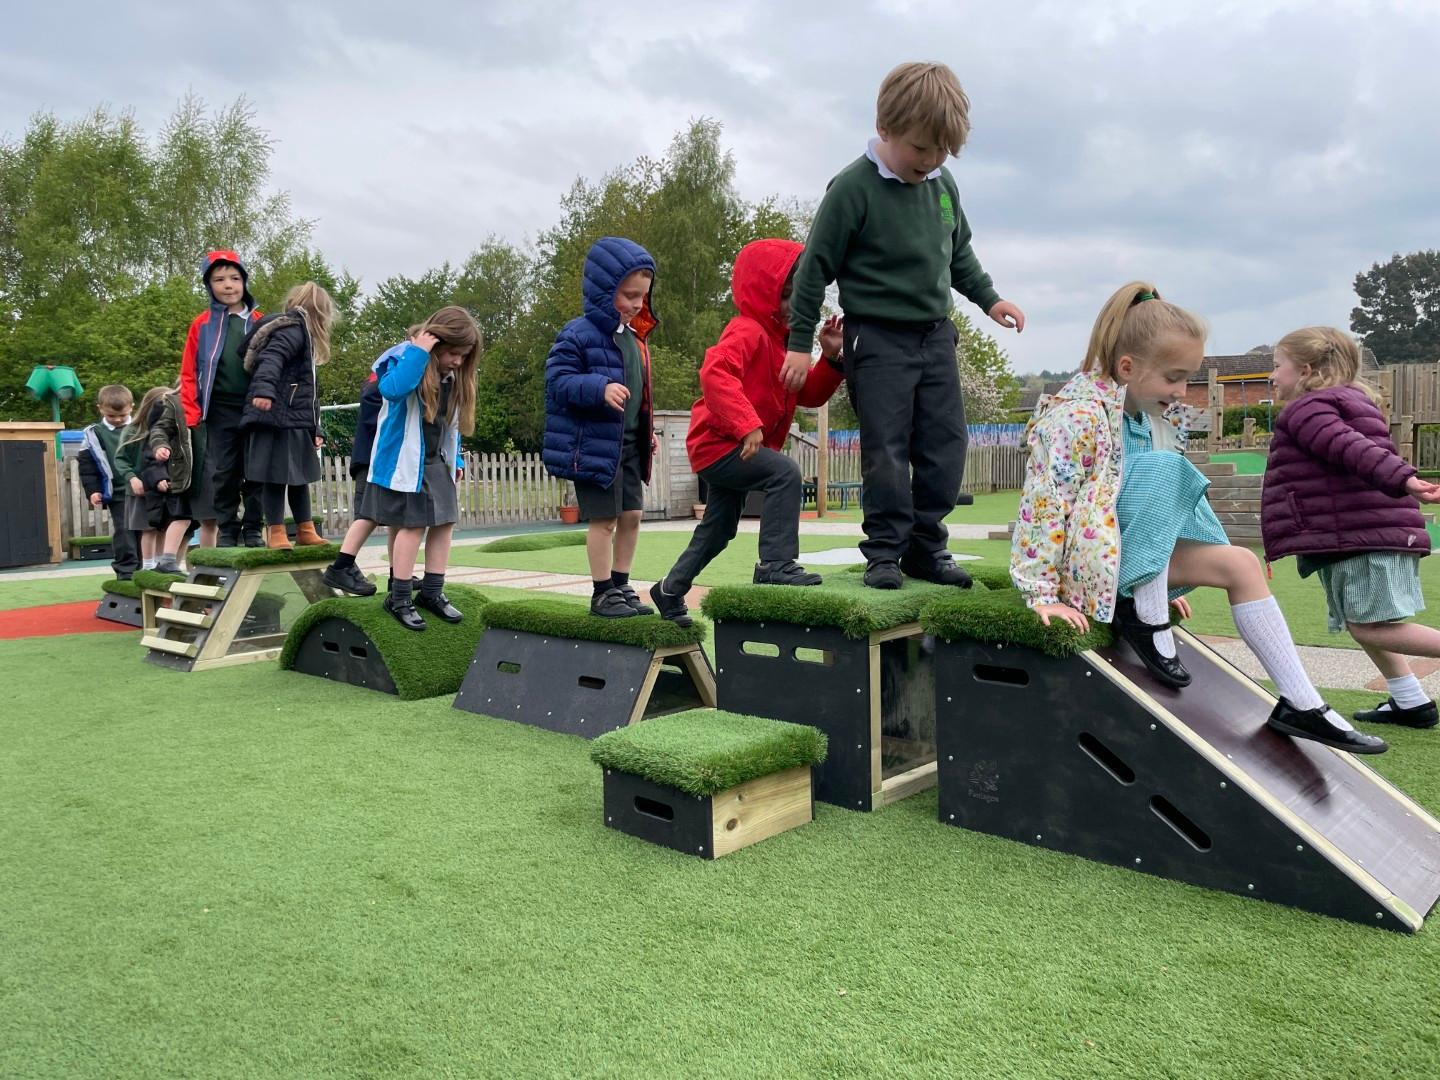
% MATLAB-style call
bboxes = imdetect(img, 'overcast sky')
[4,0,1438,373]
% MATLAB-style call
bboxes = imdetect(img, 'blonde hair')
[876,62,971,155]
[1275,326,1381,406]
[282,282,334,366]
[120,386,171,449]
[96,384,133,411]
[408,305,481,436]
[1082,281,1208,379]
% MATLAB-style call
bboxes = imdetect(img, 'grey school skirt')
[246,428,321,486]
[355,459,458,528]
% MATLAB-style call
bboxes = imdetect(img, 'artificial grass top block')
[964,563,1016,592]
[133,569,185,592]
[68,535,112,547]
[919,588,1114,657]
[100,578,140,598]
[700,568,977,639]
[479,597,708,649]
[589,710,827,796]
[477,531,587,553]
[279,584,489,700]
[189,543,341,569]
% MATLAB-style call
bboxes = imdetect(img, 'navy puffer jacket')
[1262,385,1430,560]
[542,237,657,486]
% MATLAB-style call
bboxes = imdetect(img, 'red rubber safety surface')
[0,600,137,640]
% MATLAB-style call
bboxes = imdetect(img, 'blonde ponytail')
[1083,281,1207,378]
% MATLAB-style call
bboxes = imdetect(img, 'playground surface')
[3,503,1439,1077]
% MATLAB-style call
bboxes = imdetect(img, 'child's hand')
[1034,603,1088,633]
[157,479,169,493]
[411,330,439,353]
[155,445,171,462]
[89,492,103,507]
[988,300,1026,333]
[780,351,811,392]
[313,436,324,449]
[740,428,763,461]
[251,396,272,411]
[1171,596,1192,620]
[129,477,144,496]
[603,382,630,411]
[1405,476,1440,503]
[817,316,844,361]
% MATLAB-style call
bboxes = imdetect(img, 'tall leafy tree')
[1351,250,1440,365]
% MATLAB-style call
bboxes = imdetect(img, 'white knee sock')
[1385,674,1430,710]
[1231,597,1354,730]
[1132,574,1176,659]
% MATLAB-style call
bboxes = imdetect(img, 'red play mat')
[0,600,137,640]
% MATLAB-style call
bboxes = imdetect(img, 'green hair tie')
[1132,290,1157,305]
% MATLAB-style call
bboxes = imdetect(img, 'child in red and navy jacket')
[649,239,845,626]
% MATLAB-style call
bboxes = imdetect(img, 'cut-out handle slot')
[792,647,834,666]
[349,645,368,659]
[634,796,674,821]
[1077,731,1136,785]
[497,661,521,674]
[973,664,1029,686]
[579,675,606,690]
[322,640,340,654]
[741,641,780,658]
[1150,795,1212,851]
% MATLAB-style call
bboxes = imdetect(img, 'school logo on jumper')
[968,760,1000,803]
[938,191,956,227]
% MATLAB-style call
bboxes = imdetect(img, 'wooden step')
[155,607,215,629]
[171,582,227,600]
[141,634,199,658]
[1194,462,1237,477]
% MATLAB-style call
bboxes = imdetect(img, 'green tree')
[1351,250,1440,364]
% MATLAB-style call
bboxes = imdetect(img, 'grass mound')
[476,531,587,553]
[279,583,488,700]
[590,710,826,796]
[132,569,185,592]
[700,568,974,638]
[67,534,112,546]
[965,562,1016,591]
[99,578,140,599]
[190,543,341,569]
[920,588,1114,656]
[480,597,708,649]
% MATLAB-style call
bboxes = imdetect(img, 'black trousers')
[663,446,802,593]
[204,397,263,533]
[844,316,966,564]
[108,494,139,575]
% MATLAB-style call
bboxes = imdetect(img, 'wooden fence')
[783,434,1025,495]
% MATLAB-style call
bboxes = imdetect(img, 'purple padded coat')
[1261,385,1429,561]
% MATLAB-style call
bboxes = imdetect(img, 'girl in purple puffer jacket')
[1266,326,1440,730]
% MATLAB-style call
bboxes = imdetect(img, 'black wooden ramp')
[935,627,1440,931]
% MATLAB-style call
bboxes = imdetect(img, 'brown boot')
[266,524,293,550]
[294,521,325,546]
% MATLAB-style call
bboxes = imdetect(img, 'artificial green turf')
[701,568,972,638]
[590,710,826,795]
[278,584,489,700]
[66,534,112,547]
[2,611,1438,1078]
[98,578,140,599]
[477,531,588,553]
[921,588,1116,656]
[189,543,342,569]
[479,596,708,649]
[132,569,185,593]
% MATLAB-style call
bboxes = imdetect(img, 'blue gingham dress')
[1115,411,1229,598]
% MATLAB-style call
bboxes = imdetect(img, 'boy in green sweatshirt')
[781,61,1026,589]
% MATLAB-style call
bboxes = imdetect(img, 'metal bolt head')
[1219,781,1227,789]
[1134,858,1142,865]
[1247,884,1255,891]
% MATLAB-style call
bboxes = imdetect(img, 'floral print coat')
[1009,371,1197,623]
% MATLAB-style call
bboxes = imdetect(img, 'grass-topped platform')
[133,569,185,594]
[188,543,341,570]
[280,584,489,700]
[100,578,141,599]
[920,586,1115,656]
[479,597,707,650]
[475,531,587,553]
[592,709,825,859]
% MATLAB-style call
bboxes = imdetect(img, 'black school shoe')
[649,582,693,627]
[218,526,241,548]
[616,583,655,615]
[1112,597,1191,689]
[863,560,903,590]
[1353,697,1439,729]
[416,591,463,623]
[753,560,823,586]
[323,562,377,596]
[591,587,639,618]
[384,593,427,631]
[242,527,266,548]
[1267,697,1388,755]
[899,552,973,588]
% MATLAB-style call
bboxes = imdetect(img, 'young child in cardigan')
[77,384,138,580]
[1265,326,1440,729]
[361,306,481,630]
[1011,282,1387,755]
[119,385,194,574]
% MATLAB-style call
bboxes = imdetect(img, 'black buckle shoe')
[1354,697,1439,729]
[416,591,463,623]
[590,587,639,618]
[1267,697,1388,754]
[616,583,654,615]
[753,560,823,586]
[323,563,377,596]
[649,581,693,627]
[863,560,903,589]
[242,528,266,548]
[900,552,972,588]
[1112,597,1191,689]
[384,594,427,631]
[218,528,241,548]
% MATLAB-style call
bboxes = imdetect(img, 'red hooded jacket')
[686,239,844,474]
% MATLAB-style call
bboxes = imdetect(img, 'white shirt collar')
[101,416,128,430]
[615,322,631,336]
[865,137,941,183]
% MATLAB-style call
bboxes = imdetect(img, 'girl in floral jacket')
[1010,281,1386,755]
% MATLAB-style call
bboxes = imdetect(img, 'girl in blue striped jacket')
[358,306,481,630]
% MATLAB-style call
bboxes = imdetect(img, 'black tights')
[260,484,312,527]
